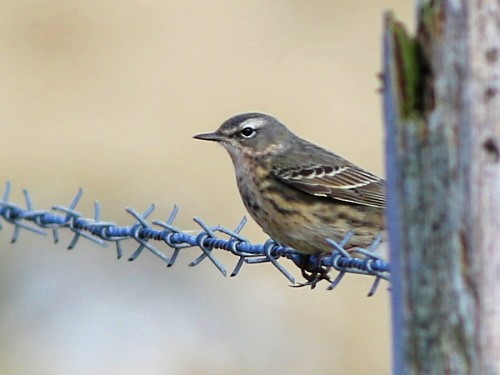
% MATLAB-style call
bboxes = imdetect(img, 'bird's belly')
[235,167,385,255]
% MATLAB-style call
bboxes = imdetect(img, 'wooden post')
[384,1,500,374]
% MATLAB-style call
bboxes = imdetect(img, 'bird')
[194,113,386,258]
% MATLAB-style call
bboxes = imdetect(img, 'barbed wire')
[0,181,390,294]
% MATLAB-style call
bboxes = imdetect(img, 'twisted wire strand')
[0,181,390,294]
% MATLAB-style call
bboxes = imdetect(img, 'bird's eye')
[240,127,256,138]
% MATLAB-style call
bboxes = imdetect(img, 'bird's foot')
[291,254,331,289]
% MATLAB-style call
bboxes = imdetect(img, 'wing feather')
[274,165,386,208]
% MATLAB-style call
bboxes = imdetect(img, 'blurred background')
[0,1,412,374]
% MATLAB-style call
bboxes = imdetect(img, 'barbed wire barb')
[191,217,227,276]
[0,182,390,293]
[1,182,47,241]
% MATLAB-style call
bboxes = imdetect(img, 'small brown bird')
[194,113,386,256]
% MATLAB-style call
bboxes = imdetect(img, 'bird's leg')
[293,254,331,289]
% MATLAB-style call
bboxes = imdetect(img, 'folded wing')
[273,164,386,208]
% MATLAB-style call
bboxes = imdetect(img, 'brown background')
[0,1,412,374]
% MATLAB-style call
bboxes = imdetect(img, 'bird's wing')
[273,164,386,208]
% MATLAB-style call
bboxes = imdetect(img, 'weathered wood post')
[384,1,500,374]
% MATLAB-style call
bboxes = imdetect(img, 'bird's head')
[194,113,295,161]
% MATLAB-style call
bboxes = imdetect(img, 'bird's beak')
[193,132,225,142]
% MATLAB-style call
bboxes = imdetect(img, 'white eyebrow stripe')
[239,118,266,130]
